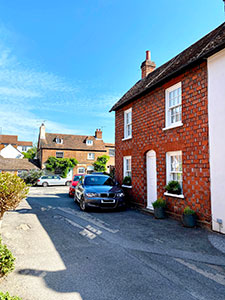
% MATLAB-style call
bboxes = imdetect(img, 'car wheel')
[42,182,48,187]
[65,181,70,186]
[79,197,87,211]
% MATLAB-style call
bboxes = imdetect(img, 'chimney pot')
[141,50,156,79]
[146,50,151,61]
[95,128,102,140]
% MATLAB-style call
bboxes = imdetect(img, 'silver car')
[37,175,71,187]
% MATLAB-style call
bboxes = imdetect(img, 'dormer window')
[86,140,93,146]
[55,138,63,144]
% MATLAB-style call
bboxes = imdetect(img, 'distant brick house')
[0,134,33,159]
[37,124,115,177]
[110,23,225,233]
[0,156,38,175]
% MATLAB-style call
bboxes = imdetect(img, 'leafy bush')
[0,292,21,300]
[22,146,37,159]
[165,181,181,195]
[45,157,78,178]
[20,169,43,185]
[152,198,166,209]
[0,173,29,220]
[0,237,15,277]
[122,176,132,186]
[183,206,195,215]
[93,155,110,172]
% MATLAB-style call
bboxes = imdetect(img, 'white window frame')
[164,82,183,130]
[109,148,115,157]
[78,167,85,174]
[123,108,132,140]
[87,153,95,160]
[123,156,131,178]
[56,151,64,158]
[56,138,63,144]
[86,140,93,146]
[165,151,183,197]
[22,146,27,152]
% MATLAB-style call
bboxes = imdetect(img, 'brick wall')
[115,62,211,223]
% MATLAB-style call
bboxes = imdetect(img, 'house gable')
[0,144,24,159]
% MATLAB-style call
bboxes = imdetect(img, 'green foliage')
[152,198,166,209]
[93,155,110,172]
[165,181,181,195]
[45,157,78,178]
[0,173,29,220]
[0,292,21,300]
[0,237,15,277]
[20,169,43,185]
[122,176,132,186]
[22,146,37,159]
[183,206,195,215]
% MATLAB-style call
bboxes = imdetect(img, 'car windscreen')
[84,176,114,186]
[73,176,80,181]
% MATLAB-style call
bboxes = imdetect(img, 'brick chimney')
[141,50,156,79]
[95,129,102,140]
[40,123,46,140]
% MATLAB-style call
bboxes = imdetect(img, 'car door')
[75,177,84,201]
[55,176,62,185]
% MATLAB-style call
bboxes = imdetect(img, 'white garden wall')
[208,48,225,234]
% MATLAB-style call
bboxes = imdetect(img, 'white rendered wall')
[208,49,225,234]
[17,145,32,153]
[0,144,24,159]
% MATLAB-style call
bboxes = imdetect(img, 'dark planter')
[154,207,166,219]
[182,214,196,228]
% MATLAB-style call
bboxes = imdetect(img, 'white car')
[37,175,71,187]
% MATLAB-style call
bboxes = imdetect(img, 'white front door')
[146,150,157,209]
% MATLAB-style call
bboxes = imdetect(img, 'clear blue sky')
[0,0,224,143]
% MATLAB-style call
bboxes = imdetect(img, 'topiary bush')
[0,292,21,300]
[0,173,29,221]
[183,206,196,215]
[165,180,181,195]
[122,176,132,186]
[152,198,166,209]
[0,237,15,277]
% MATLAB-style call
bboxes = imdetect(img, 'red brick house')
[110,23,225,232]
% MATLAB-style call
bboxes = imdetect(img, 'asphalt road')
[1,186,225,300]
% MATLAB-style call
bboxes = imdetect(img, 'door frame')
[146,150,157,210]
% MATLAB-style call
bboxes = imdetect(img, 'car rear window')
[84,176,114,186]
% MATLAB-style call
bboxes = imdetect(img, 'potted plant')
[152,198,166,219]
[182,206,196,227]
[122,176,132,187]
[165,180,181,195]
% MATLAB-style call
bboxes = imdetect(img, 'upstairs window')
[124,108,132,139]
[165,82,182,128]
[86,140,93,146]
[56,151,64,158]
[78,167,85,174]
[22,146,27,152]
[87,153,95,160]
[55,137,63,144]
[109,148,115,157]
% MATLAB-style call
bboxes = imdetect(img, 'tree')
[45,157,78,178]
[22,146,37,159]
[20,169,43,185]
[93,155,110,172]
[0,173,29,221]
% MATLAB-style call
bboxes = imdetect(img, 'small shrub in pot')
[152,198,166,219]
[165,181,181,195]
[182,206,196,228]
[122,176,132,186]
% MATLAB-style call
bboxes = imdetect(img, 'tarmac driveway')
[1,186,225,300]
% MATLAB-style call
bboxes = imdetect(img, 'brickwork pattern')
[115,62,211,222]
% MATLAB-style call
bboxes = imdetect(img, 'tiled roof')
[0,135,33,147]
[17,141,33,146]
[39,133,106,151]
[110,22,225,112]
[0,156,39,171]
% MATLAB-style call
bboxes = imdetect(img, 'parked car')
[74,174,126,211]
[37,175,71,187]
[69,174,84,197]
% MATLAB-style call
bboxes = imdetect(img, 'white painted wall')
[208,48,225,234]
[0,144,24,159]
[17,145,32,153]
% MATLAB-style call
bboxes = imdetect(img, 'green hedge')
[0,292,21,300]
[0,238,15,277]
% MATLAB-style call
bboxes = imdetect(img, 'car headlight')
[86,193,98,198]
[117,192,125,197]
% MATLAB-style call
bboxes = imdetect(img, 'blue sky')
[0,0,224,143]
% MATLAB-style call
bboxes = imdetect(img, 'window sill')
[122,136,132,141]
[122,185,132,189]
[163,122,183,131]
[164,192,184,199]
